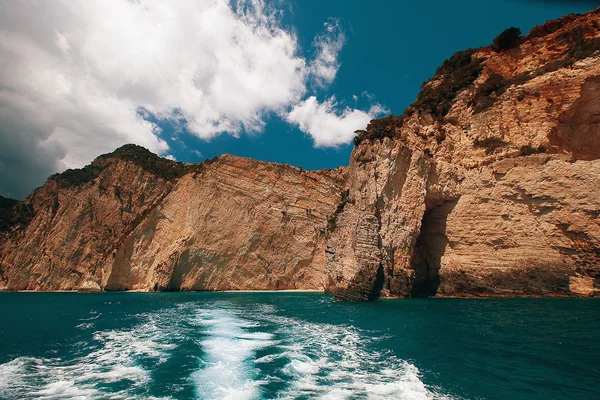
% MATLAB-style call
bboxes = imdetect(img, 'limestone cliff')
[326,8,600,299]
[0,145,346,291]
[1,9,600,298]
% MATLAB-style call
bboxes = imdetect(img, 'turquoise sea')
[0,293,598,399]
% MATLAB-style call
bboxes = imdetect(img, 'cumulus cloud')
[0,0,381,198]
[287,96,387,147]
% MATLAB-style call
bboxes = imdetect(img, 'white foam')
[243,309,454,400]
[316,387,355,400]
[289,359,320,375]
[29,380,98,399]
[191,309,274,400]
[0,307,183,399]
[97,365,148,383]
[0,357,32,398]
[74,322,94,330]
[2,300,455,399]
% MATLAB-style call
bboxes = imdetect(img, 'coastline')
[8,289,326,294]
[220,289,324,293]
[5,289,595,297]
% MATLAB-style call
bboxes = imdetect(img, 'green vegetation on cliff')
[412,48,484,118]
[355,12,600,146]
[492,27,522,50]
[50,144,196,188]
[0,196,34,233]
[96,144,189,181]
[353,47,485,146]
[49,163,107,187]
[0,196,18,209]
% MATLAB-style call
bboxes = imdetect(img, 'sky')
[0,0,598,199]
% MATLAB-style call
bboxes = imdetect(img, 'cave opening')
[167,250,192,292]
[410,199,458,297]
[368,263,385,300]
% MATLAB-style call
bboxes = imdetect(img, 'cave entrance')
[410,199,458,297]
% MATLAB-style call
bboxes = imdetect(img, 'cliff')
[1,9,600,298]
[0,145,346,291]
[325,8,600,299]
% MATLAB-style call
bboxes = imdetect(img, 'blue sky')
[0,0,597,198]
[159,0,597,170]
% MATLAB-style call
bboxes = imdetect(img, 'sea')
[0,292,598,400]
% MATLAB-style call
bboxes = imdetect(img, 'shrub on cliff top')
[492,27,522,50]
[354,48,485,145]
[0,195,18,209]
[0,200,34,233]
[411,48,484,118]
[50,144,191,188]
[526,14,579,40]
[99,144,188,181]
[49,163,107,187]
[353,115,404,146]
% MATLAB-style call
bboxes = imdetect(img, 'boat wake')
[0,301,453,399]
[190,309,274,400]
[251,304,449,400]
[190,303,452,399]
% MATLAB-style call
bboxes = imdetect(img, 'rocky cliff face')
[0,145,346,291]
[325,8,600,299]
[1,10,599,298]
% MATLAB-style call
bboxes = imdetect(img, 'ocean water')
[0,293,598,400]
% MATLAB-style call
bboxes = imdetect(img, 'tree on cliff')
[493,27,522,50]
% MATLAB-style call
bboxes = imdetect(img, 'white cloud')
[0,0,383,198]
[309,19,345,87]
[287,96,387,147]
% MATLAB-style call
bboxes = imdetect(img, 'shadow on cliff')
[411,199,458,297]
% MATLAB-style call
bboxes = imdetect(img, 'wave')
[75,310,101,331]
[0,308,181,399]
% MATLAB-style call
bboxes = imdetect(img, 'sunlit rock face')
[325,8,600,299]
[0,146,347,291]
[2,9,600,299]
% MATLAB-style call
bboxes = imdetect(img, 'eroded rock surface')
[0,146,346,291]
[326,8,600,299]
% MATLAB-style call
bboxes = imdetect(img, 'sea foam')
[0,308,180,399]
[244,304,452,400]
[190,302,453,400]
[1,300,454,399]
[191,308,275,400]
